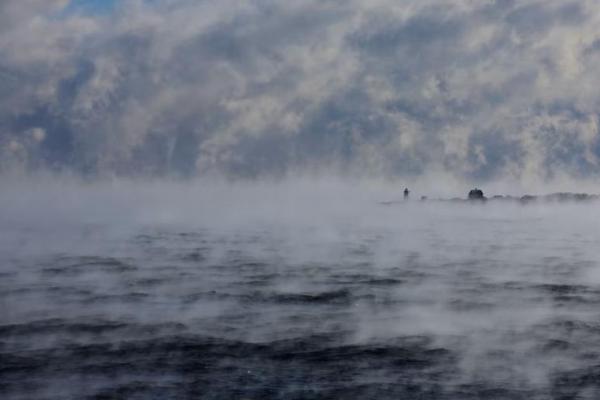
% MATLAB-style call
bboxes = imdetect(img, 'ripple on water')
[3,209,600,399]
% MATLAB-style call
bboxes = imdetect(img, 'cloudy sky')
[1,0,600,181]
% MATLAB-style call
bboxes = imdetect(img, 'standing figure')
[404,188,410,200]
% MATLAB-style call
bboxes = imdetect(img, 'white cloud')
[30,127,46,142]
[0,0,599,181]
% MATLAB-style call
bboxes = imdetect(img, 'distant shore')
[381,192,600,205]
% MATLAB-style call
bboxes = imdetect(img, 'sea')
[2,179,600,399]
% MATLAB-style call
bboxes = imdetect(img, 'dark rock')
[468,188,485,201]
[520,195,537,203]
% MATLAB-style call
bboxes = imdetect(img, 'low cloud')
[1,0,599,182]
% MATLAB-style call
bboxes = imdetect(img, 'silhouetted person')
[404,188,410,200]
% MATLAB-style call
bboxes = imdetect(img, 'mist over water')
[4,1,600,398]
[2,178,600,399]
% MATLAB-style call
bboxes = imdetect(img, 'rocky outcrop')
[380,191,600,205]
[483,192,600,204]
[468,188,485,201]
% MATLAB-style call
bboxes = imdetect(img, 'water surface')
[2,186,600,399]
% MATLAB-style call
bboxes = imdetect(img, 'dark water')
[2,199,600,399]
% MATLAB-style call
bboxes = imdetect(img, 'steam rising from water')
[2,178,600,398]
[3,0,600,181]
[4,0,600,396]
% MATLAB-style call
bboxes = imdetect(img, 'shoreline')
[381,192,600,205]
